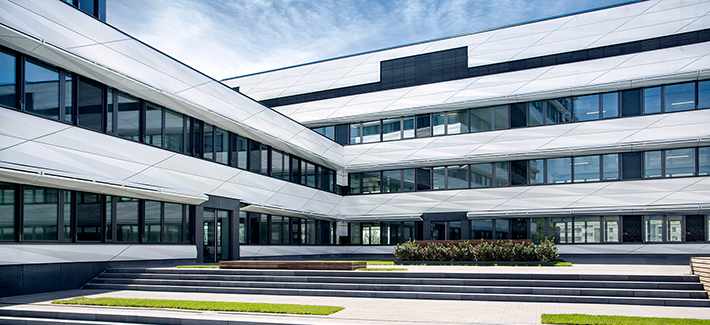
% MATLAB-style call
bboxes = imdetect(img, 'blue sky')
[109,0,635,80]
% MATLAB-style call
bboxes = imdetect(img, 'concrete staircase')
[79,267,710,307]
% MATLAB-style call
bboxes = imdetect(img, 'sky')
[108,0,635,81]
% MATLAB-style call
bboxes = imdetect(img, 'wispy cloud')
[108,0,631,80]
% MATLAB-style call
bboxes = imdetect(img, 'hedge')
[394,238,558,262]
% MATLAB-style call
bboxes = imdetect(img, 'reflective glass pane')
[666,215,682,242]
[416,168,431,191]
[447,164,468,189]
[271,150,283,179]
[602,92,619,119]
[306,162,316,187]
[146,103,163,147]
[117,92,140,141]
[382,170,402,193]
[552,217,573,244]
[471,107,492,132]
[447,110,468,134]
[495,219,509,239]
[271,216,282,244]
[547,157,572,184]
[382,118,401,141]
[77,78,103,132]
[529,101,544,126]
[449,221,461,240]
[664,82,695,112]
[699,80,710,109]
[203,123,214,160]
[362,172,380,194]
[603,216,619,243]
[106,88,113,133]
[432,112,446,136]
[237,137,248,169]
[64,191,72,240]
[76,192,101,241]
[644,215,663,242]
[64,73,73,122]
[471,219,493,240]
[403,169,416,192]
[573,216,600,243]
[644,87,661,114]
[23,186,58,241]
[416,115,431,138]
[307,219,316,245]
[531,218,546,243]
[510,103,526,128]
[432,167,446,190]
[116,197,139,242]
[349,173,361,195]
[686,215,705,242]
[164,203,183,243]
[214,127,229,165]
[25,59,59,119]
[349,123,361,144]
[313,127,323,135]
[644,151,662,178]
[164,109,183,152]
[261,145,269,176]
[573,156,600,182]
[470,163,493,188]
[0,49,16,108]
[144,201,161,243]
[403,117,415,139]
[665,148,695,177]
[546,98,571,124]
[362,120,381,143]
[495,162,509,186]
[603,154,619,181]
[622,215,642,243]
[572,94,599,122]
[0,183,14,240]
[530,159,544,184]
[511,160,527,186]
[494,105,508,130]
[324,126,335,140]
[700,147,710,176]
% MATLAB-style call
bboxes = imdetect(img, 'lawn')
[542,314,710,325]
[52,297,343,315]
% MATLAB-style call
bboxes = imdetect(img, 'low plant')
[394,238,559,263]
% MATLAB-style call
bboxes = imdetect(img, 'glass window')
[416,168,431,191]
[116,197,139,242]
[664,82,695,112]
[283,153,291,182]
[552,217,573,244]
[349,173,361,195]
[431,221,445,240]
[602,154,619,181]
[215,127,229,165]
[447,164,468,189]
[350,222,361,245]
[23,186,58,241]
[0,49,16,108]
[622,215,643,243]
[76,192,101,241]
[449,221,461,240]
[349,123,361,144]
[249,140,261,173]
[382,170,402,193]
[164,109,184,152]
[530,159,544,184]
[665,148,695,177]
[416,114,431,138]
[546,98,571,124]
[495,219,509,240]
[470,163,493,188]
[105,88,113,134]
[324,126,335,141]
[259,215,269,244]
[602,92,619,119]
[271,150,283,179]
[64,73,73,122]
[471,219,493,240]
[699,80,710,109]
[144,201,161,243]
[511,160,528,186]
[529,101,544,126]
[306,162,316,187]
[644,215,663,242]
[271,216,283,244]
[510,103,527,128]
[531,218,546,243]
[320,168,333,192]
[547,157,572,184]
[403,169,416,192]
[237,136,248,170]
[493,105,508,130]
[666,215,682,242]
[25,59,60,119]
[644,151,662,178]
[362,172,381,194]
[203,123,214,161]
[644,87,661,114]
[573,216,600,243]
[146,103,163,147]
[471,107,492,132]
[163,203,183,243]
[239,211,246,244]
[362,120,381,143]
[312,127,323,135]
[306,219,316,245]
[573,156,600,182]
[382,118,401,141]
[402,117,415,139]
[699,147,710,176]
[511,218,527,239]
[64,191,72,241]
[447,110,468,134]
[432,167,446,190]
[572,94,599,122]
[77,77,104,132]
[686,215,705,242]
[116,92,140,141]
[603,216,619,243]
[494,162,509,186]
[432,112,446,136]
[78,0,95,16]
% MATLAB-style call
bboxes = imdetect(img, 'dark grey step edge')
[80,283,710,307]
[103,268,700,282]
[0,315,147,325]
[86,278,709,299]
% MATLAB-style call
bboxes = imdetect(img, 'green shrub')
[535,237,558,262]
[393,239,420,261]
[394,238,559,262]
[455,241,476,261]
[473,241,494,261]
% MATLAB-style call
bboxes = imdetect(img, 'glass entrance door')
[203,209,230,262]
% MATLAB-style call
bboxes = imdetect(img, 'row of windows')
[0,46,338,193]
[313,80,710,145]
[239,212,335,245]
[0,182,191,243]
[262,29,710,108]
[61,0,105,22]
[349,221,418,245]
[348,147,710,195]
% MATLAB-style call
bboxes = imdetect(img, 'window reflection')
[0,49,16,108]
[664,82,695,112]
[24,59,59,119]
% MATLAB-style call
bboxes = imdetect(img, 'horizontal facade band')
[466,203,710,219]
[0,244,197,266]
[240,204,336,222]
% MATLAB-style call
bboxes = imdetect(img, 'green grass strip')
[316,260,395,265]
[397,260,571,267]
[52,297,343,315]
[356,268,408,271]
[176,265,219,268]
[542,314,710,325]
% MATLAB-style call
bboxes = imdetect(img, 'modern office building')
[1,0,710,296]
